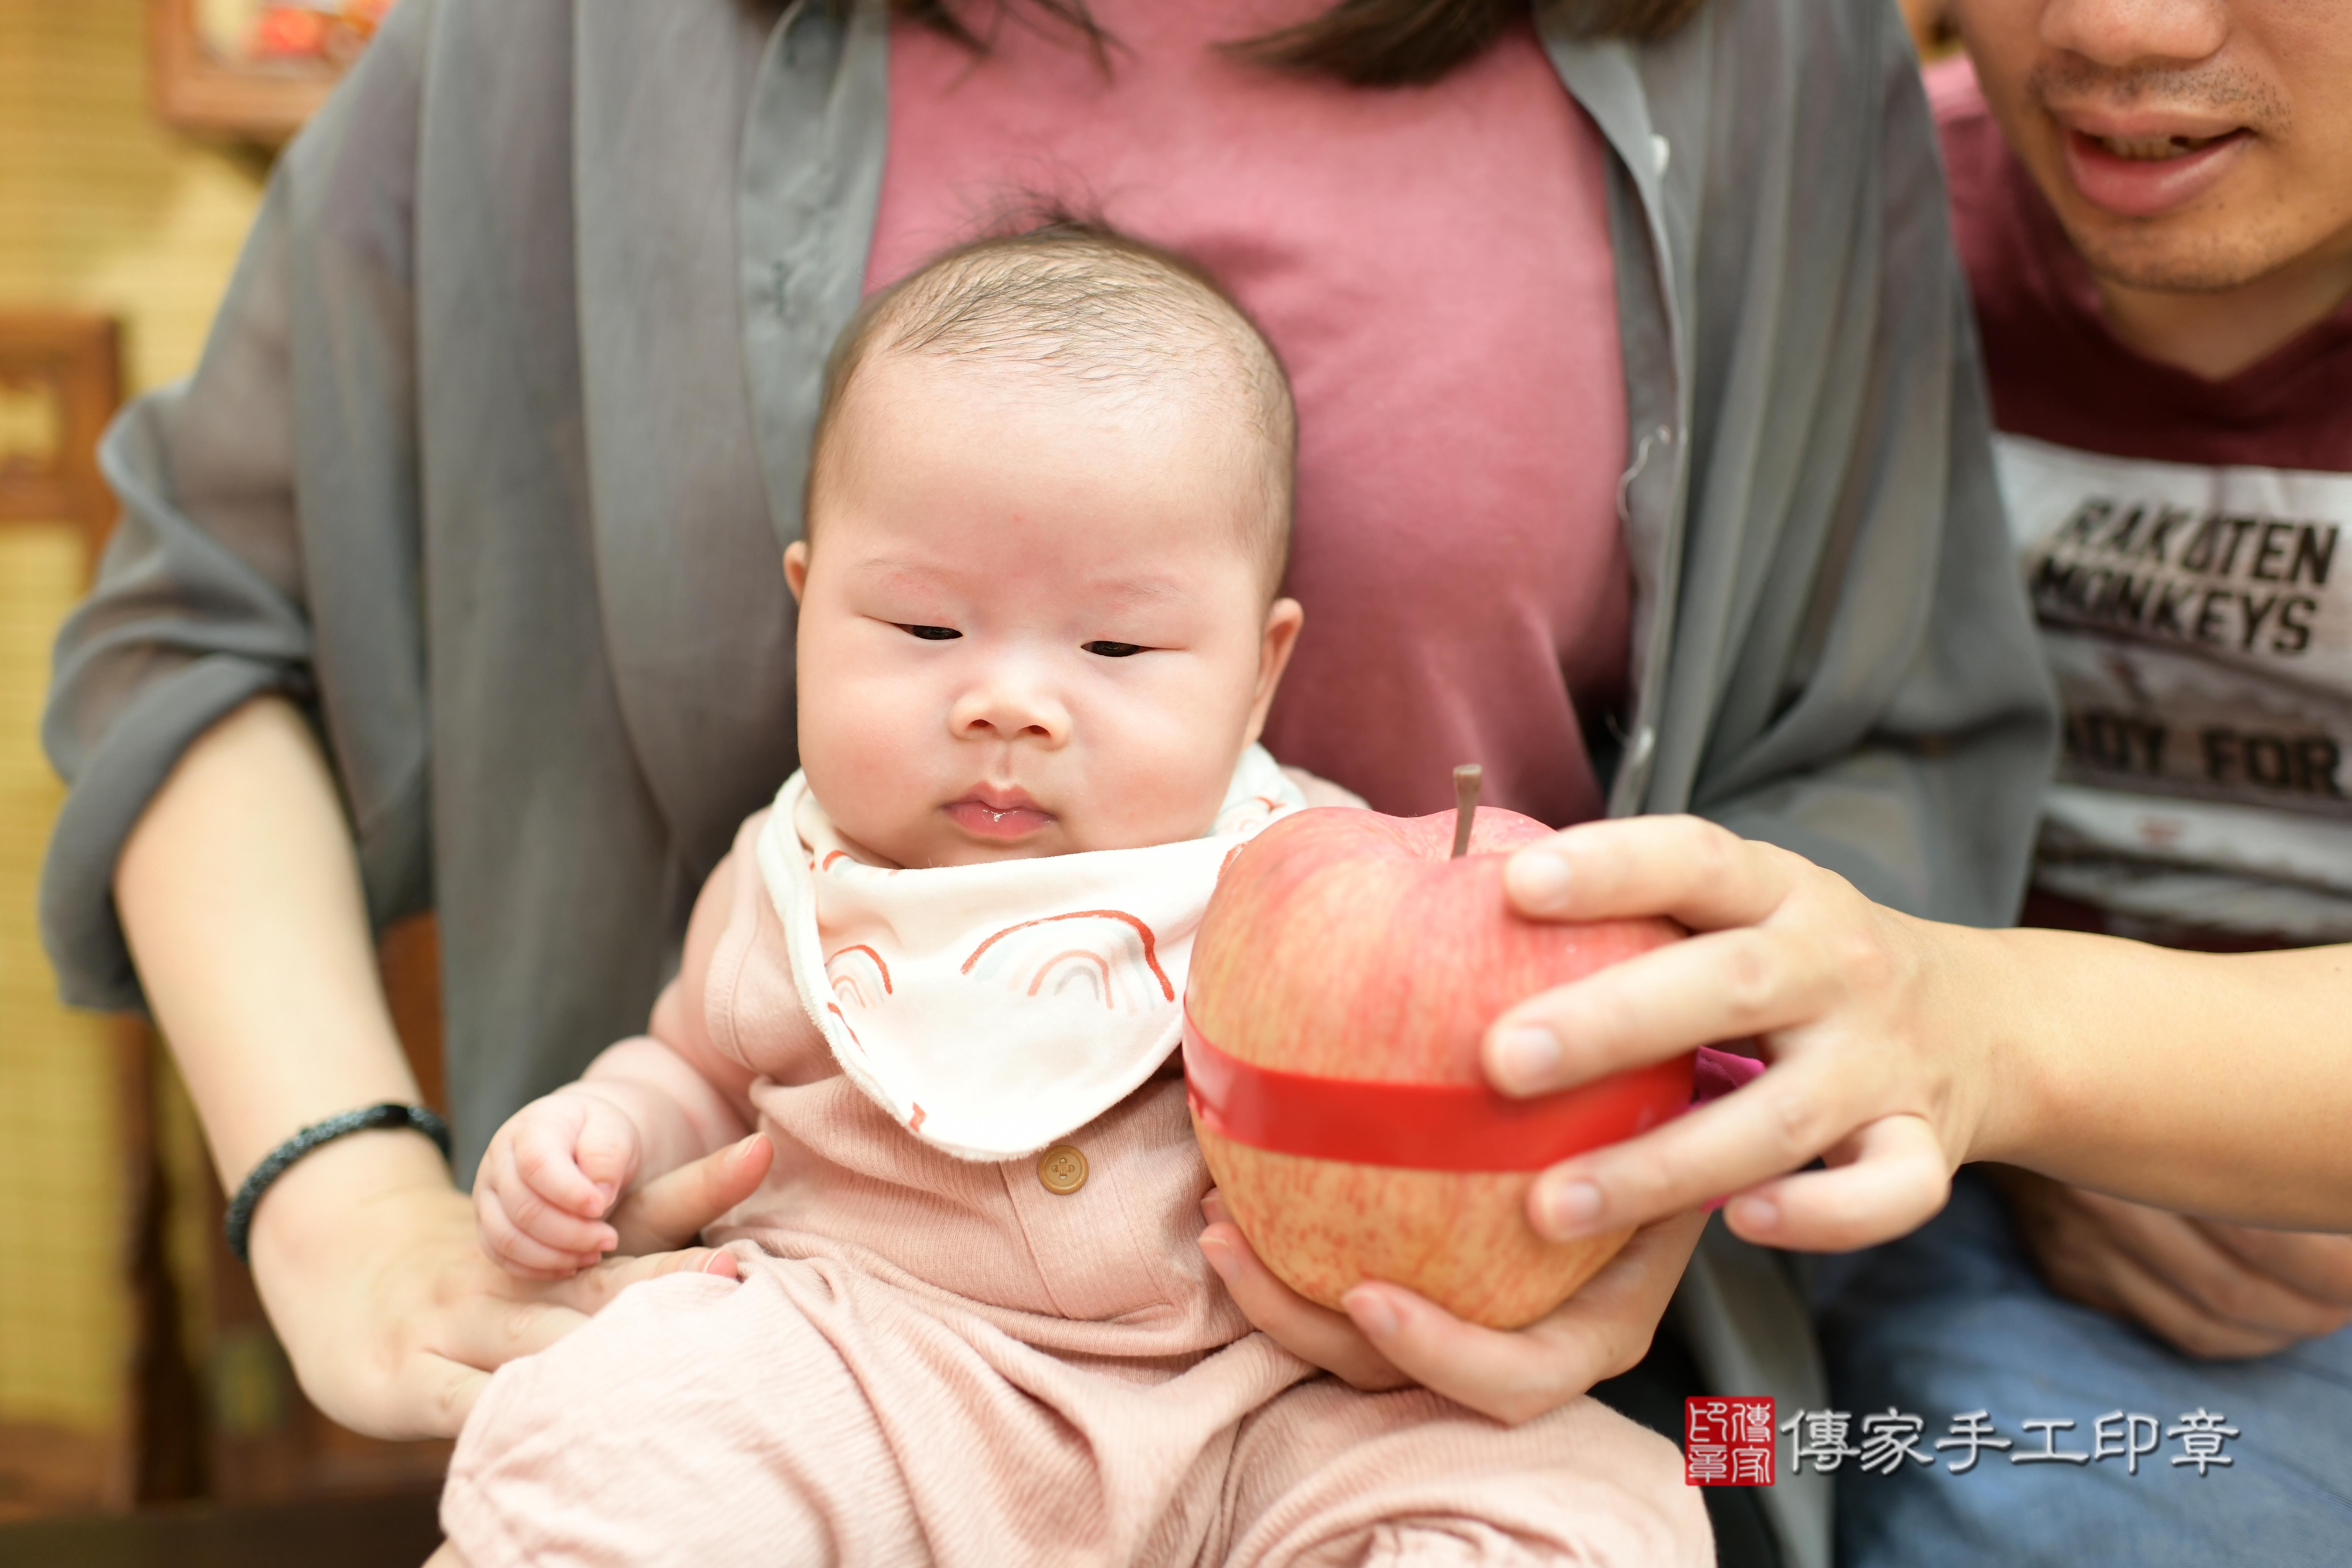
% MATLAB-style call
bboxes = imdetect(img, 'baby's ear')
[1245,597,1306,744]
[783,541,810,602]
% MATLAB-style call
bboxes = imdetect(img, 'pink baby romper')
[439,811,1711,1567]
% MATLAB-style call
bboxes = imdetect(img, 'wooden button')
[1037,1144,1088,1195]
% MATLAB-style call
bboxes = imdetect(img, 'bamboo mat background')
[0,2,266,384]
[0,0,263,1513]
[0,525,121,1438]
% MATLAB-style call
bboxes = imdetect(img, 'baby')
[439,226,1704,1568]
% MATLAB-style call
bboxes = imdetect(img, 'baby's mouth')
[945,793,1054,841]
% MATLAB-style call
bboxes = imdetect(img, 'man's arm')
[1478,817,2352,1251]
[1966,928,2352,1227]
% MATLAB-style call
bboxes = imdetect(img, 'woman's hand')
[1480,814,2003,1255]
[250,1127,771,1438]
[1199,1189,1707,1424]
[113,700,785,1440]
[1993,1167,2352,1359]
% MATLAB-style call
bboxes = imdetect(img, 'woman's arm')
[117,697,424,1191]
[49,5,765,1438]
[117,697,761,1437]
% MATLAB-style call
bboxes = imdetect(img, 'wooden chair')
[0,309,161,1517]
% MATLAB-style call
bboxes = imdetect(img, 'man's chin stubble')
[2068,217,2305,299]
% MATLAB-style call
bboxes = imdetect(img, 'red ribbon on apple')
[1182,1014,1691,1171]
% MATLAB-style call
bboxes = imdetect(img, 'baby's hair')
[808,220,1296,594]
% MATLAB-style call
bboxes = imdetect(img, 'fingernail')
[1344,1285,1402,1340]
[1200,1190,1230,1226]
[1506,849,1573,912]
[1538,1179,1605,1239]
[597,1227,619,1252]
[1492,1025,1562,1090]
[1728,1194,1779,1234]
[701,1250,740,1279]
[1198,1234,1238,1282]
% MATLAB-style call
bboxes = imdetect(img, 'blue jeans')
[1813,1170,2352,1568]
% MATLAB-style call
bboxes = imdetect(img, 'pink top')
[872,0,1631,826]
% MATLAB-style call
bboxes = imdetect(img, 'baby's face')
[787,353,1302,868]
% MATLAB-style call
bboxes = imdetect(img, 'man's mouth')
[2086,130,2239,162]
[2057,122,2252,220]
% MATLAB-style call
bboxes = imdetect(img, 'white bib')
[756,746,1306,1161]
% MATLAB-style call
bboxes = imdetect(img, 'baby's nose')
[951,675,1069,744]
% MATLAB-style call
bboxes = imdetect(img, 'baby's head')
[786,224,1304,868]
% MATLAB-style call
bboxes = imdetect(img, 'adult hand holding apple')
[1185,787,1696,1329]
[1467,810,2352,1263]
[1188,773,1720,1423]
[1205,807,2352,1427]
[1482,813,1992,1255]
[1198,809,1967,1426]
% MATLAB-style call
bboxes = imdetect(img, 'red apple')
[1185,805,1693,1329]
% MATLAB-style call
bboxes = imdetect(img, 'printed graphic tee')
[1933,58,2352,942]
[872,0,1633,828]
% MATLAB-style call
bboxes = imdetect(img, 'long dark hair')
[894,0,1706,87]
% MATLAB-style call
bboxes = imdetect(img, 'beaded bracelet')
[224,1102,452,1265]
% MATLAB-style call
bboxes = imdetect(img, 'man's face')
[1957,0,2352,294]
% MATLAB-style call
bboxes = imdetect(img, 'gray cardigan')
[44,3,2055,1556]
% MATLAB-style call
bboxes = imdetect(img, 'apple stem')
[1451,764,1482,858]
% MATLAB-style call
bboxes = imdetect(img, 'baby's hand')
[474,1091,641,1279]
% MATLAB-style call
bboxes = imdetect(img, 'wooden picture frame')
[0,315,122,534]
[147,0,349,145]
